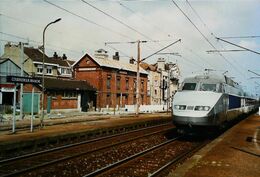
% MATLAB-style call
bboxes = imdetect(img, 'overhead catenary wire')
[216,37,260,56]
[184,46,215,69]
[81,0,154,41]
[43,0,132,40]
[0,13,42,28]
[117,1,213,71]
[81,0,164,55]
[172,0,245,78]
[105,43,132,59]
[117,2,171,38]
[0,13,111,58]
[0,31,82,55]
[218,36,260,39]
[171,0,216,50]
[185,0,250,79]
[142,39,181,61]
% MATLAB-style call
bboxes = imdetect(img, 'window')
[125,95,128,105]
[46,66,52,75]
[155,89,157,95]
[200,83,217,92]
[62,91,77,99]
[106,94,111,106]
[154,80,158,87]
[60,68,71,75]
[134,79,137,91]
[182,83,196,90]
[51,91,57,99]
[37,65,43,74]
[125,78,129,90]
[107,75,111,89]
[141,80,144,92]
[67,69,71,74]
[61,68,65,74]
[117,76,121,90]
[141,95,144,105]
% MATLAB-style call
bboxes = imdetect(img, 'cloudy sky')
[1,0,260,95]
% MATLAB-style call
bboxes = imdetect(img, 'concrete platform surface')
[168,114,260,177]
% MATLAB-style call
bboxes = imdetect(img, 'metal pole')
[19,42,24,120]
[40,18,61,128]
[40,27,45,128]
[30,86,34,132]
[136,40,140,116]
[120,92,122,113]
[167,69,170,113]
[12,85,16,133]
[114,70,116,115]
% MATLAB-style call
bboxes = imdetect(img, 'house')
[73,49,148,111]
[140,62,161,105]
[1,42,96,113]
[2,43,74,79]
[140,58,180,106]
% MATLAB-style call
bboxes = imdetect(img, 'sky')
[1,0,260,96]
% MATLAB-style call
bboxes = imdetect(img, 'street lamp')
[40,18,61,127]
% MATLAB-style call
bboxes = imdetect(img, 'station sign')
[6,76,41,84]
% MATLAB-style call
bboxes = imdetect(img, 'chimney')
[6,42,11,47]
[129,57,135,64]
[53,52,58,59]
[157,58,165,71]
[94,49,108,59]
[112,52,119,60]
[62,53,67,60]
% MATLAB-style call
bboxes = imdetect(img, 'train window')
[200,83,216,91]
[182,83,197,90]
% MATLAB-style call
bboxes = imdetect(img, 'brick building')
[73,49,148,110]
[1,43,96,113]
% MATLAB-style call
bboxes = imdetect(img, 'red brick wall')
[51,95,77,109]
[74,55,148,109]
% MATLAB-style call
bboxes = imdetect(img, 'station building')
[0,43,96,114]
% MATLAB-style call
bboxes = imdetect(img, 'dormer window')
[46,66,53,75]
[61,68,65,74]
[67,69,71,74]
[37,65,43,74]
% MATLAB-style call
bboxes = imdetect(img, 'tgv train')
[172,73,258,132]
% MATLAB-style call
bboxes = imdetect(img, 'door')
[81,92,88,112]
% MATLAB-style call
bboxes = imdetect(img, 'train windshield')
[200,83,217,92]
[182,83,197,90]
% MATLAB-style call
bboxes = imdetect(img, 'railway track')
[85,137,207,177]
[0,123,174,177]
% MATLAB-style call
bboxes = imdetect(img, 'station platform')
[168,113,260,177]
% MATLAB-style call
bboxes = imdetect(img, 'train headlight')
[174,105,186,110]
[195,106,210,111]
[174,105,180,109]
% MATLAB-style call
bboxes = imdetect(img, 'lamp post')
[40,18,61,128]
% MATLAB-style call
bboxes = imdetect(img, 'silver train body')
[172,74,258,128]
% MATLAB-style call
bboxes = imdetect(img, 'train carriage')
[172,73,258,133]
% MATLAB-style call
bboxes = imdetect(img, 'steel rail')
[83,136,182,177]
[0,124,174,177]
[0,122,172,164]
[148,141,208,177]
